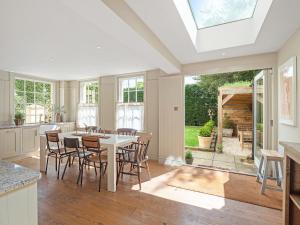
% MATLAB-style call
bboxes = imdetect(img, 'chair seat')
[261,149,283,160]
[86,154,107,163]
[49,148,75,155]
[87,146,108,153]
[75,151,94,158]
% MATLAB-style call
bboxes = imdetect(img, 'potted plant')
[223,114,234,137]
[216,144,223,153]
[14,112,25,126]
[53,105,65,123]
[198,121,214,149]
[185,151,193,165]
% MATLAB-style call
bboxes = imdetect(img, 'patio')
[187,137,256,175]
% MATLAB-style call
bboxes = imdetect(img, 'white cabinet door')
[0,129,18,158]
[22,127,39,153]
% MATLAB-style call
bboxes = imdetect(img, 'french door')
[253,69,273,167]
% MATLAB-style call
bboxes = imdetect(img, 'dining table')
[40,131,137,192]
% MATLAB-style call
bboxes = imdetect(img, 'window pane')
[128,78,136,89]
[137,77,144,90]
[188,0,257,29]
[15,79,24,91]
[44,93,51,105]
[129,91,136,103]
[137,91,144,102]
[16,91,25,103]
[35,82,44,93]
[45,83,51,93]
[26,92,34,104]
[123,91,129,103]
[25,81,34,92]
[35,93,44,105]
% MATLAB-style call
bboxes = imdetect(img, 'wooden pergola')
[217,86,253,144]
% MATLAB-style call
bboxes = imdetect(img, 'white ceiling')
[0,0,179,80]
[0,0,300,80]
[126,0,300,64]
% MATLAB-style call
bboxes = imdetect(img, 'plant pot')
[14,119,25,126]
[198,136,212,149]
[185,158,194,165]
[55,113,62,123]
[223,128,233,137]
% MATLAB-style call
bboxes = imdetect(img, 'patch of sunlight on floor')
[164,156,184,166]
[131,170,226,210]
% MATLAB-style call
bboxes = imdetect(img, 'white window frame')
[116,74,145,131]
[77,80,99,127]
[14,77,54,124]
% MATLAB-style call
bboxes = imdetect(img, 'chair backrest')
[85,126,98,133]
[82,135,100,149]
[64,137,80,156]
[64,137,80,149]
[100,129,115,134]
[135,133,152,162]
[46,131,60,152]
[117,128,137,136]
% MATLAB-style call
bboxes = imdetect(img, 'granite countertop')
[0,160,40,195]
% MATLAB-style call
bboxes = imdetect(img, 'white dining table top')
[41,131,137,146]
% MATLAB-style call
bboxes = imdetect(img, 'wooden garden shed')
[217,86,253,144]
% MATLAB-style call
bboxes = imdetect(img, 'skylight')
[188,0,258,29]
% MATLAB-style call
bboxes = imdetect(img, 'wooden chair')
[61,137,94,181]
[256,149,284,194]
[80,136,108,192]
[117,133,152,190]
[99,129,116,134]
[117,128,137,136]
[45,132,76,179]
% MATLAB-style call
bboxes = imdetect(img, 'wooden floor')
[15,157,282,225]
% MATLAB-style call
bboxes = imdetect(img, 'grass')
[185,126,200,147]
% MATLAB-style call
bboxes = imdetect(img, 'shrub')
[199,125,212,137]
[205,120,215,130]
[185,151,193,159]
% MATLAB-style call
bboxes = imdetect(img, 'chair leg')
[117,162,123,186]
[256,155,264,182]
[57,157,61,179]
[77,159,82,184]
[62,157,70,180]
[145,161,151,180]
[94,162,97,176]
[69,156,71,167]
[45,155,49,175]
[99,164,102,192]
[80,161,84,186]
[72,156,75,165]
[55,156,58,171]
[103,163,107,175]
[137,164,141,190]
[261,158,269,194]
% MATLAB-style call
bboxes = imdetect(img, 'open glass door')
[253,70,272,167]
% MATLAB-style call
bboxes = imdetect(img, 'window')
[15,79,53,123]
[77,81,99,127]
[116,76,144,131]
[188,0,257,29]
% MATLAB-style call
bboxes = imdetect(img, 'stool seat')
[257,149,283,194]
[261,149,284,160]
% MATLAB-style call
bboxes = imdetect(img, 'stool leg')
[274,161,281,186]
[279,160,284,189]
[261,158,269,194]
[256,155,264,182]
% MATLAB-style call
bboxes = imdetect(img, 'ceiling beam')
[102,0,181,74]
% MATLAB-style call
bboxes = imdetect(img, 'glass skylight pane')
[188,0,257,29]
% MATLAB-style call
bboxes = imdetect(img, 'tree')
[185,70,260,126]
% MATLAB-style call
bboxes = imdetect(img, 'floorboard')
[15,157,282,225]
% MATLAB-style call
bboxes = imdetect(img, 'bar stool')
[256,149,284,194]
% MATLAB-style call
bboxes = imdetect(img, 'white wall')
[278,28,300,143]
[0,70,11,123]
[158,75,184,164]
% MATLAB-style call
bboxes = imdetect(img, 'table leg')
[107,144,117,192]
[40,136,47,173]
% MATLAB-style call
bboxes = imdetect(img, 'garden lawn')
[185,126,200,147]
